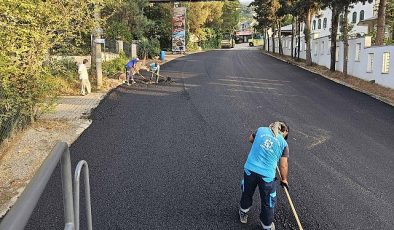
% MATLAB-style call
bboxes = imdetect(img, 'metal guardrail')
[0,142,93,230]
[74,161,92,230]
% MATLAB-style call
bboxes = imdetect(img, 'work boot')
[239,209,248,224]
[261,222,275,230]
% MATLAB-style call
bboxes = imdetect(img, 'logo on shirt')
[261,139,273,150]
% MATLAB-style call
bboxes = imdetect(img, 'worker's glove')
[280,180,289,190]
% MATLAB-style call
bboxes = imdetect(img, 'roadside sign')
[94,38,105,44]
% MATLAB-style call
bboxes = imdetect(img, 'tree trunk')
[330,6,340,71]
[291,17,295,58]
[305,8,312,66]
[298,19,301,60]
[272,24,276,54]
[376,0,387,45]
[343,5,349,76]
[278,20,283,55]
[266,28,270,52]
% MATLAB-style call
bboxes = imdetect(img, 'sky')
[239,0,253,4]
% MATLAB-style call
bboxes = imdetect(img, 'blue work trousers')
[240,169,277,226]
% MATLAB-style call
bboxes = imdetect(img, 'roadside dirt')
[0,77,122,217]
[0,120,91,217]
[265,51,394,106]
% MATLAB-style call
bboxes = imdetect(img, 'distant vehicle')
[248,33,264,47]
[221,34,235,48]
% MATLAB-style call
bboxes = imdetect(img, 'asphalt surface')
[25,49,394,229]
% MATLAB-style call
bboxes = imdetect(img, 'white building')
[310,0,378,38]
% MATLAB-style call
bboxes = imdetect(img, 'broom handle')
[276,167,304,230]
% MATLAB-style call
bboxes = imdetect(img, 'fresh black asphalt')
[26,50,394,229]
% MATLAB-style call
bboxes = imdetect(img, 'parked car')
[248,33,264,47]
[221,34,235,48]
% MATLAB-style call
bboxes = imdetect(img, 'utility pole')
[91,5,103,90]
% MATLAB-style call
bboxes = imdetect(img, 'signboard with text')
[172,7,186,53]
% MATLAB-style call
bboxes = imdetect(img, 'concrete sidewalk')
[40,93,106,121]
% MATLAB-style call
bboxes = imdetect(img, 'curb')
[262,51,394,107]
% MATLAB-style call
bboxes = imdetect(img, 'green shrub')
[48,58,78,80]
[102,52,129,77]
[187,41,199,51]
[44,58,79,95]
[138,37,161,58]
[201,28,221,49]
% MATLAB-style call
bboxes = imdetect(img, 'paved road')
[26,50,394,229]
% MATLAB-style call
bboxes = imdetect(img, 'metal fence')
[0,142,92,230]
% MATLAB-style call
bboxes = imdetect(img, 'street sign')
[94,38,105,44]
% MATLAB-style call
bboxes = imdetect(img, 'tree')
[222,0,241,33]
[342,5,350,76]
[322,0,342,71]
[250,0,277,52]
[206,2,224,29]
[186,2,210,39]
[387,0,394,40]
[294,0,322,66]
[183,1,239,50]
[146,3,173,49]
[322,0,364,71]
[376,0,387,45]
[277,0,298,57]
[104,0,152,42]
[275,0,287,55]
[0,0,98,136]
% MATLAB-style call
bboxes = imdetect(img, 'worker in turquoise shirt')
[239,121,290,230]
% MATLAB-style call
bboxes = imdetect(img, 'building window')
[323,18,327,29]
[318,19,322,29]
[321,41,325,55]
[367,53,374,73]
[313,20,316,30]
[314,42,318,56]
[368,0,373,3]
[360,10,365,21]
[355,43,361,61]
[352,12,357,23]
[336,46,340,62]
[382,52,390,73]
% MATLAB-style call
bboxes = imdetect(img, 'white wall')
[266,36,394,89]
